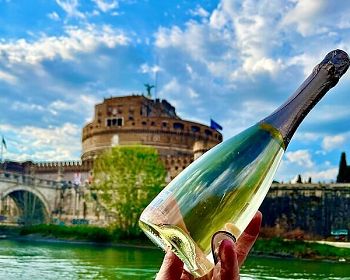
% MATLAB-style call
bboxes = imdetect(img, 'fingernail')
[219,239,234,259]
[219,239,235,265]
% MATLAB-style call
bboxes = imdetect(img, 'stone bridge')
[0,170,111,226]
[0,171,63,224]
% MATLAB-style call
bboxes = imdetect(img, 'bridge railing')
[0,170,62,188]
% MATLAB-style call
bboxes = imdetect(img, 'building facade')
[4,95,222,182]
[81,95,222,179]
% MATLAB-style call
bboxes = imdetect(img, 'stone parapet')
[30,160,93,173]
[260,183,350,238]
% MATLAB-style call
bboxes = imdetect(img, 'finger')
[180,270,195,280]
[216,239,239,280]
[236,211,262,267]
[156,250,184,280]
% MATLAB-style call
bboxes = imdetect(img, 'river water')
[0,239,349,279]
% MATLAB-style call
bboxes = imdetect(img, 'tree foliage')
[92,145,166,236]
[337,152,350,183]
[296,174,302,184]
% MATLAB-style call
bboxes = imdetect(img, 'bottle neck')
[261,49,349,148]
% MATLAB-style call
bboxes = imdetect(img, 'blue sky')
[1,0,350,183]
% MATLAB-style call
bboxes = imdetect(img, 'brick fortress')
[28,95,223,181]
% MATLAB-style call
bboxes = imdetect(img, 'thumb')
[156,250,184,280]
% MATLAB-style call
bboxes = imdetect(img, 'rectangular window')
[106,117,123,127]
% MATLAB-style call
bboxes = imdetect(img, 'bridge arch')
[1,185,51,225]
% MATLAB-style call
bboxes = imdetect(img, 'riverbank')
[1,225,349,262]
[252,238,350,262]
[0,224,154,248]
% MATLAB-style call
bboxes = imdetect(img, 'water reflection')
[241,256,350,280]
[0,240,349,279]
[0,240,162,279]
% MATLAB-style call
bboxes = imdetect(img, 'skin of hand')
[155,211,262,280]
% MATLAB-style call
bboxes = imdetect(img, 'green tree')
[337,152,349,183]
[296,174,302,184]
[92,145,166,237]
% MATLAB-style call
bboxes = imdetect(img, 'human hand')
[155,211,262,280]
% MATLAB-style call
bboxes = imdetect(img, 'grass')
[20,224,114,243]
[253,238,350,260]
[18,224,154,246]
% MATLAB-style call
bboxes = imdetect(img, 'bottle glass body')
[139,123,284,277]
[139,49,349,278]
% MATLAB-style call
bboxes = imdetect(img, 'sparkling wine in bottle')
[139,49,350,278]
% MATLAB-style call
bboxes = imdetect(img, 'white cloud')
[152,0,350,149]
[155,0,288,85]
[92,0,118,13]
[0,70,18,84]
[309,105,350,123]
[56,0,85,18]
[190,5,210,18]
[303,167,339,183]
[139,63,161,74]
[155,26,183,49]
[154,0,350,92]
[293,132,322,143]
[282,0,327,36]
[161,78,181,94]
[285,149,314,168]
[281,0,350,41]
[155,78,204,120]
[188,88,199,99]
[209,8,228,30]
[160,78,199,101]
[47,12,60,21]
[222,100,277,136]
[276,157,339,183]
[11,101,46,112]
[8,94,99,121]
[219,0,288,77]
[0,25,129,65]
[49,94,100,119]
[322,134,346,151]
[0,123,81,161]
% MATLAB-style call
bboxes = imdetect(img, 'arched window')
[191,126,200,133]
[173,122,184,130]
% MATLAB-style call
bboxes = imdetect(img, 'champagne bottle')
[139,49,350,278]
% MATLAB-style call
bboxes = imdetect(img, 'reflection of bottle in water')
[139,50,350,278]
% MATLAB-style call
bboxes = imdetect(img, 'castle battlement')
[34,161,83,167]
[30,160,93,174]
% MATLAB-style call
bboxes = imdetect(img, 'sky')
[1,0,350,183]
